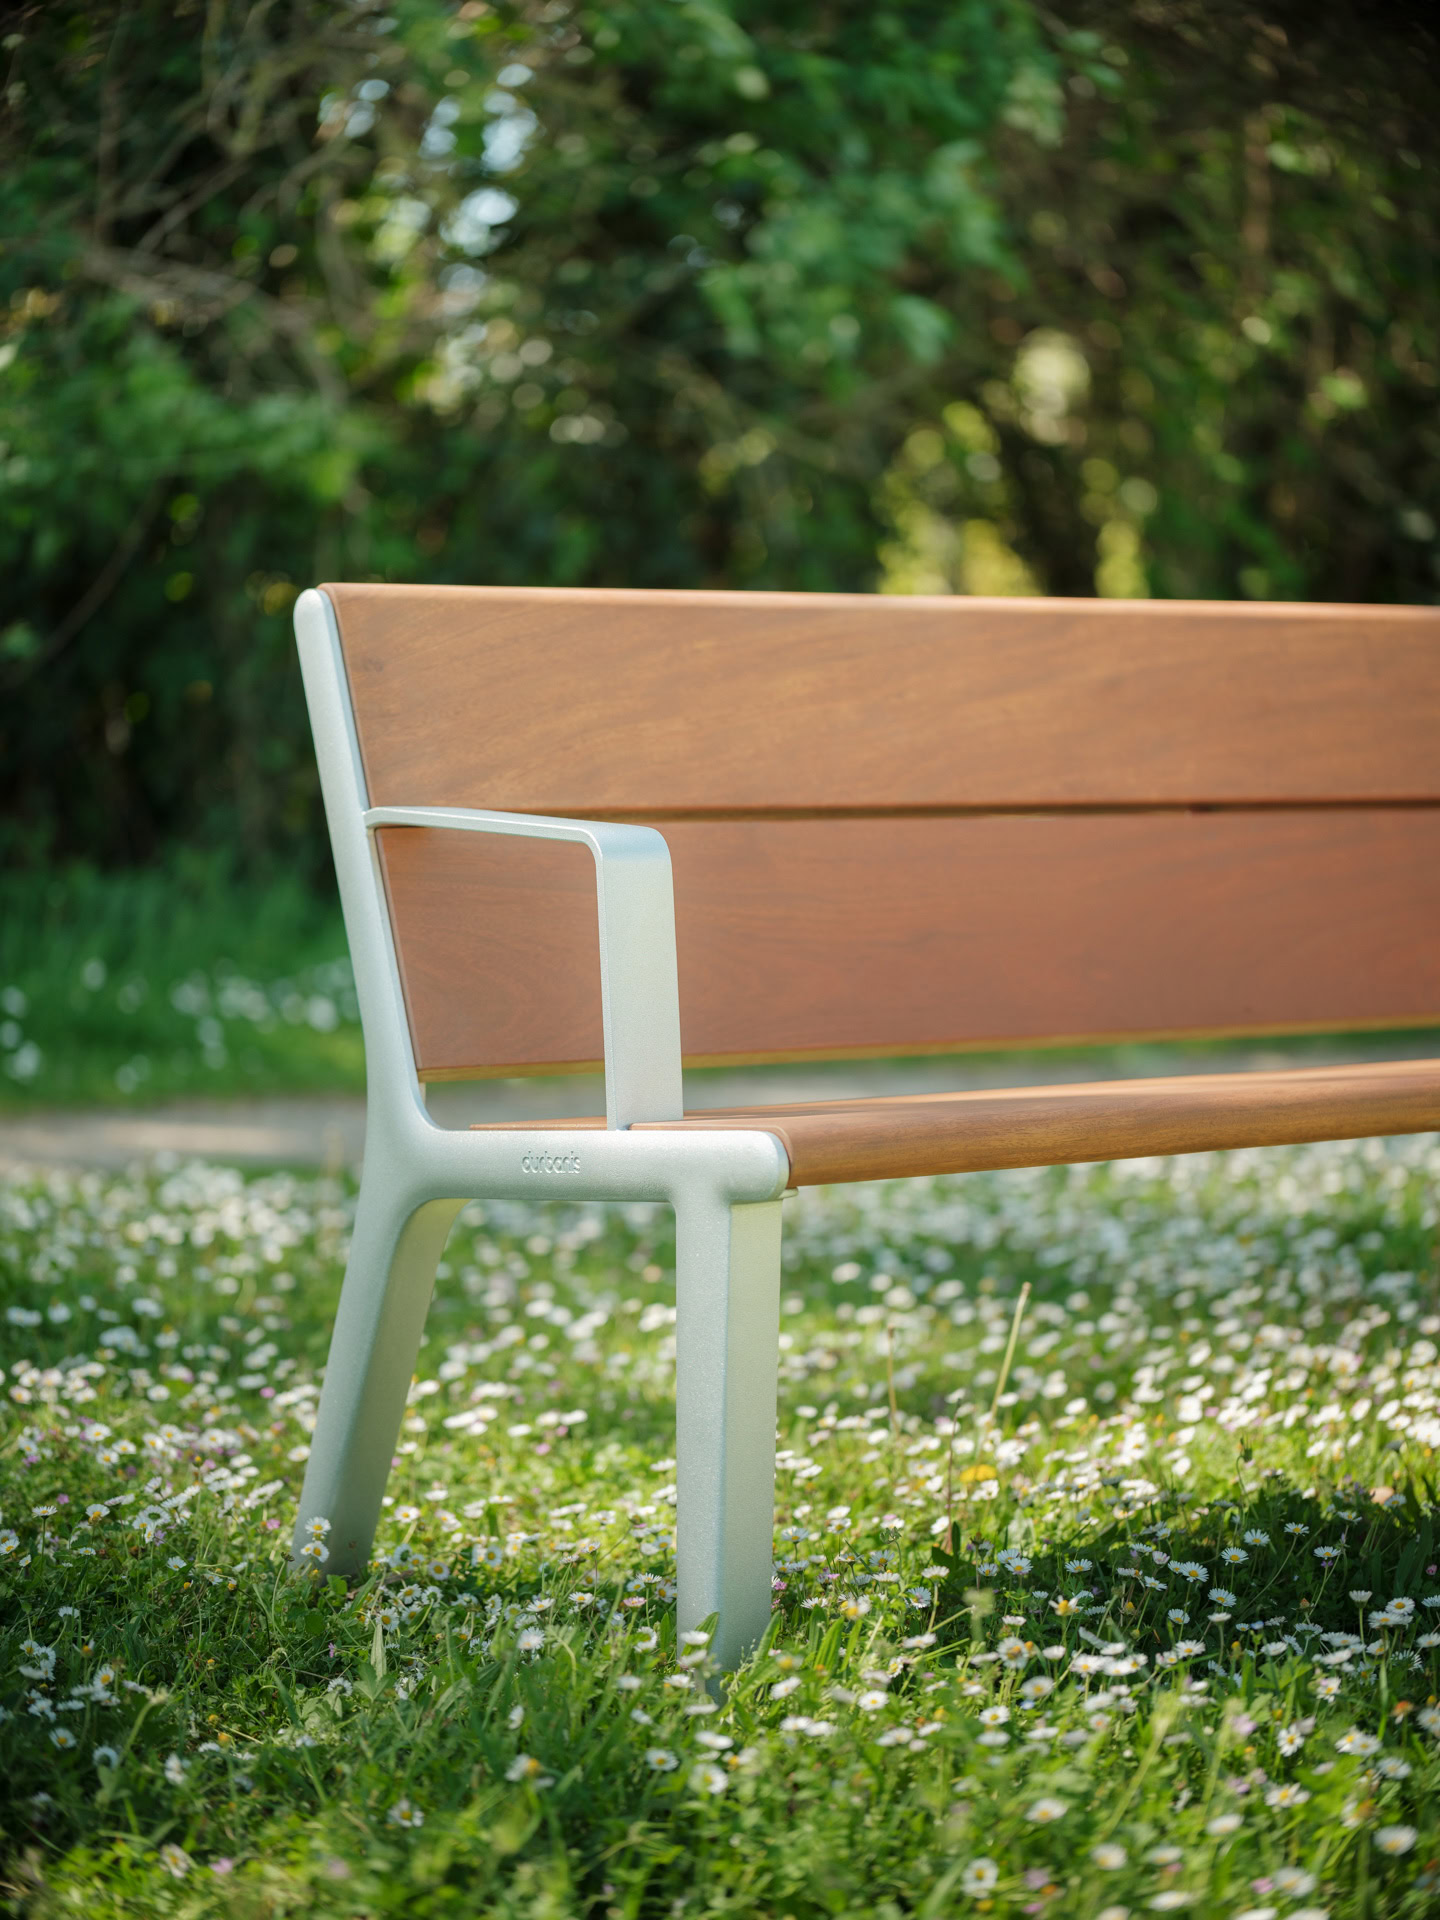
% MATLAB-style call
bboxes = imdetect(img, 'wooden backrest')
[321,584,1440,1079]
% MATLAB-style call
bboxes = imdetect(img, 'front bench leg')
[674,1187,785,1670]
[293,1182,462,1576]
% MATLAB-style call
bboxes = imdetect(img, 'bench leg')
[292,1183,462,1577]
[674,1186,784,1671]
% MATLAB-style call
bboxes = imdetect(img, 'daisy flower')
[1026,1797,1067,1824]
[1373,1826,1416,1855]
[1272,1869,1316,1897]
[1264,1783,1310,1808]
[1335,1730,1380,1756]
[959,1860,1000,1896]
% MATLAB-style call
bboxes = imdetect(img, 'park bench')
[291,583,1440,1667]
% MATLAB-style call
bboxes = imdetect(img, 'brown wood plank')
[644,1057,1440,1182]
[375,825,604,1076]
[381,809,1440,1078]
[472,1058,1440,1184]
[324,583,1440,814]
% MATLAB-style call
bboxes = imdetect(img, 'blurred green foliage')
[0,0,1437,876]
[0,864,362,1108]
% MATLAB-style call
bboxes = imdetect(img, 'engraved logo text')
[521,1150,581,1174]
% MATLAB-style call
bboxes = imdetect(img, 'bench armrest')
[364,804,683,1131]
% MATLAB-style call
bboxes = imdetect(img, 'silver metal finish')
[300,1192,463,1570]
[675,1190,785,1668]
[289,589,789,1664]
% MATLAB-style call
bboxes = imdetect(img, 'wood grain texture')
[472,1059,1440,1184]
[375,825,604,1075]
[324,583,1440,814]
[380,809,1440,1077]
[652,1057,1440,1183]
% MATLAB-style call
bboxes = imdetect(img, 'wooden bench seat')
[474,1058,1440,1186]
[288,581,1440,1669]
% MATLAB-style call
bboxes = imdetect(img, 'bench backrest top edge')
[320,582,1440,815]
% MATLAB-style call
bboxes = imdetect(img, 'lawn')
[2,1139,1438,1917]
[0,868,362,1110]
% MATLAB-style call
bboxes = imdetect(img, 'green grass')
[3,1141,1439,1916]
[0,866,363,1110]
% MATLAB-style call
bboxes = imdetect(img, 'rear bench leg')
[674,1187,785,1670]
[292,1184,462,1577]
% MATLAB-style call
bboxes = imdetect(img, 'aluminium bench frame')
[291,587,792,1668]
[291,582,1440,1668]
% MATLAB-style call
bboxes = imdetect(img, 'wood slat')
[657,1058,1440,1182]
[325,583,1440,814]
[379,809,1440,1078]
[376,826,603,1075]
[478,1058,1440,1185]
